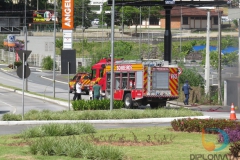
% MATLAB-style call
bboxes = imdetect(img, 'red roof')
[160,6,223,17]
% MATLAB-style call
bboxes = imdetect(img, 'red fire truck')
[89,58,179,108]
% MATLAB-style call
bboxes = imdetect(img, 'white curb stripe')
[0,116,211,125]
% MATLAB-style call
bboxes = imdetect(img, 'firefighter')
[92,81,101,100]
[182,80,192,105]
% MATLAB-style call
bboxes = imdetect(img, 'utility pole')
[110,0,115,110]
[53,0,56,98]
[82,0,85,65]
[205,11,210,95]
[218,9,222,104]
[24,0,28,91]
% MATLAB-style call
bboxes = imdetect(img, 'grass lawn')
[0,126,230,160]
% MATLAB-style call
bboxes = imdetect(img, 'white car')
[93,19,99,25]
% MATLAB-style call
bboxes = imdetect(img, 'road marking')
[41,76,68,84]
[0,101,16,114]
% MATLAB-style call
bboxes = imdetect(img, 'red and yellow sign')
[169,68,178,96]
[62,0,74,30]
[106,64,143,72]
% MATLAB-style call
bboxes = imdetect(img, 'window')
[91,69,96,79]
[90,5,100,11]
[107,73,111,89]
[122,72,128,89]
[100,69,104,78]
[149,17,159,25]
[213,17,218,25]
[115,73,121,89]
[182,17,188,25]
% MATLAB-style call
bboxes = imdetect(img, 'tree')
[101,3,162,32]
[101,2,113,28]
[120,6,162,33]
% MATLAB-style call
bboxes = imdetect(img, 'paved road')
[0,89,68,120]
[0,65,90,101]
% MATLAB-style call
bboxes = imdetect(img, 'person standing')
[92,81,101,100]
[182,80,192,105]
[73,81,82,101]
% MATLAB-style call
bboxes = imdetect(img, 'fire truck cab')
[89,58,179,108]
[69,72,91,95]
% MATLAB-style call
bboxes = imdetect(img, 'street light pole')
[205,11,210,95]
[53,0,56,98]
[218,9,222,104]
[82,0,85,65]
[24,0,28,91]
[110,0,115,110]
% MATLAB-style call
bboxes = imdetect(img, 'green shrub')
[2,113,21,121]
[20,123,96,138]
[229,141,240,158]
[14,61,22,68]
[41,56,56,70]
[3,108,203,121]
[72,99,124,111]
[171,118,239,133]
[30,136,124,159]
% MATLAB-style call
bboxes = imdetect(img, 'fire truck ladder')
[114,60,142,64]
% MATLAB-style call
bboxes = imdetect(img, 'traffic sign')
[17,64,31,79]
[178,67,183,75]
[16,50,32,79]
[17,50,32,62]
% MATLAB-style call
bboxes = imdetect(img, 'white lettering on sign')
[62,0,73,29]
[171,74,178,79]
[116,65,132,71]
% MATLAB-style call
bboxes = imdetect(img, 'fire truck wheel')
[159,101,167,107]
[124,93,133,109]
[150,103,159,109]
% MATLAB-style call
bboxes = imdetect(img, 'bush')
[30,136,124,159]
[229,141,240,158]
[20,123,96,138]
[41,56,56,70]
[2,113,21,121]
[218,126,240,143]
[72,99,124,110]
[14,61,22,68]
[2,108,202,121]
[171,118,239,133]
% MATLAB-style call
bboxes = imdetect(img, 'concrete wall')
[15,36,54,56]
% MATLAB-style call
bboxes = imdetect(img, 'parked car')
[92,19,99,25]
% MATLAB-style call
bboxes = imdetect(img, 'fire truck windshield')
[91,69,96,79]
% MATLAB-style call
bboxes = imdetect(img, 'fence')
[0,49,93,71]
[0,49,61,70]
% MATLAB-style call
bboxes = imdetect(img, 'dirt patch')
[93,140,170,146]
[0,154,35,160]
[7,142,31,147]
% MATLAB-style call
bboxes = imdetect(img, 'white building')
[89,0,107,14]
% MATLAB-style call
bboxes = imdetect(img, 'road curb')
[0,116,210,125]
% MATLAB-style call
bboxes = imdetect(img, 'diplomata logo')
[202,128,229,151]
